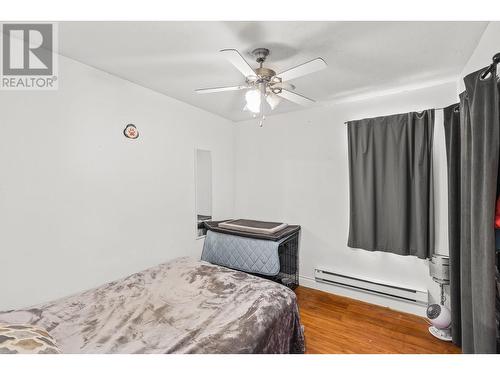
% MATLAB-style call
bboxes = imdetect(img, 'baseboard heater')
[314,268,428,305]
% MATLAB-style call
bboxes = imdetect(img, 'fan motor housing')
[255,67,276,80]
[251,48,276,81]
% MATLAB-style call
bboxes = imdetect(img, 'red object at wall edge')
[495,196,500,228]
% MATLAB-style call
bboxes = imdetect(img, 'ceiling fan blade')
[277,89,315,106]
[270,81,296,91]
[276,58,327,81]
[220,49,255,78]
[195,85,248,94]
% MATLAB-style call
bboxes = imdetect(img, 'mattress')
[0,257,304,354]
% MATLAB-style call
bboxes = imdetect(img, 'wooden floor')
[295,286,461,354]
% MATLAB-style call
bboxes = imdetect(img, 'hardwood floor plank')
[295,286,461,354]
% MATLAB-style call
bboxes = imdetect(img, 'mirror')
[195,149,212,238]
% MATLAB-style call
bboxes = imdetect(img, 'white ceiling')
[58,21,488,121]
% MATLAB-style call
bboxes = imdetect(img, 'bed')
[0,257,304,354]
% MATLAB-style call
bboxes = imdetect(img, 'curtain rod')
[343,106,449,125]
[345,52,500,125]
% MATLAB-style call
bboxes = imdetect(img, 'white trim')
[299,275,428,317]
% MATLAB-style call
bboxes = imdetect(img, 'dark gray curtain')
[444,68,499,353]
[347,110,435,259]
[443,103,462,346]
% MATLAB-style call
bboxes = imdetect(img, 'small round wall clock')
[124,124,139,139]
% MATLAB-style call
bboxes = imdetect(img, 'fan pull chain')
[259,115,266,127]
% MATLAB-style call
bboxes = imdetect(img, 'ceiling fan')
[195,48,327,125]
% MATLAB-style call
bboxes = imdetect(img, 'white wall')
[0,54,235,310]
[234,81,457,315]
[458,21,500,92]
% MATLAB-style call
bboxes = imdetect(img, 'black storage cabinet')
[204,220,300,290]
[267,231,300,289]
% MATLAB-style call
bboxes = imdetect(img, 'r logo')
[2,23,53,76]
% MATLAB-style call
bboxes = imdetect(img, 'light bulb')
[245,89,261,114]
[265,92,281,110]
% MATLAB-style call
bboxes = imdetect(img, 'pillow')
[0,324,61,354]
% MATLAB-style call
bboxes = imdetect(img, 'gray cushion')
[201,230,280,276]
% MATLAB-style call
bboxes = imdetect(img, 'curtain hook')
[492,52,500,65]
[481,52,500,80]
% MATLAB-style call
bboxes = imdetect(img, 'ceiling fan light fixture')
[245,88,261,114]
[265,92,281,110]
[196,48,327,123]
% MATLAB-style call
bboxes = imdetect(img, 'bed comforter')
[0,257,304,354]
